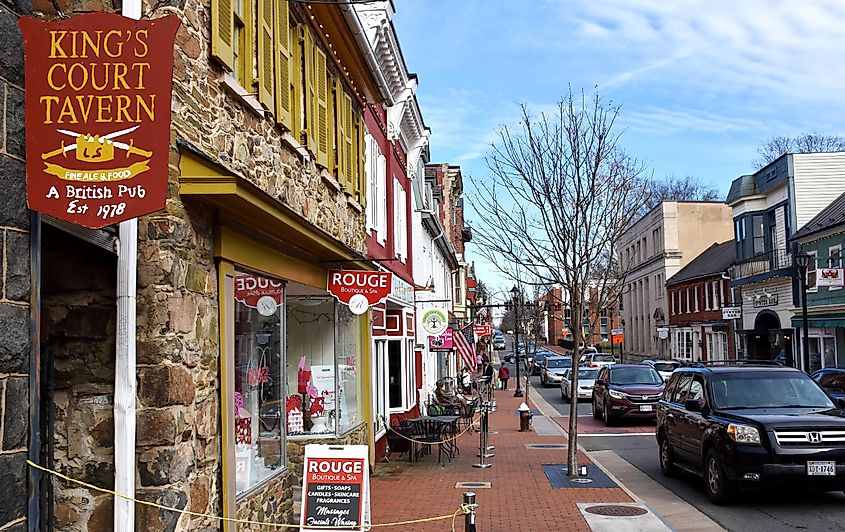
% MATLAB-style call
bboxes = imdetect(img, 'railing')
[729,248,793,281]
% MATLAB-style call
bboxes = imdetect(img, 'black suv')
[656,364,845,505]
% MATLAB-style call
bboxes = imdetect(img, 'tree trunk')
[567,296,583,476]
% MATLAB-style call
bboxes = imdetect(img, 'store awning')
[178,145,373,272]
[790,314,845,329]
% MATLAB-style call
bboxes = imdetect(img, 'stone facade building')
[12,0,394,529]
[0,0,30,529]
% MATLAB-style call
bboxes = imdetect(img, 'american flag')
[454,324,476,372]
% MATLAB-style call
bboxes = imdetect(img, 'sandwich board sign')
[300,444,370,531]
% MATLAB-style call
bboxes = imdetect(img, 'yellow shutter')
[273,0,291,128]
[356,114,366,204]
[302,28,317,154]
[334,77,346,185]
[344,93,354,192]
[291,24,302,138]
[315,48,329,168]
[256,0,274,108]
[211,0,234,70]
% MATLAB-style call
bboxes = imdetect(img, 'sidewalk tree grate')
[542,464,618,489]
[455,482,491,489]
[525,443,568,449]
[584,505,648,517]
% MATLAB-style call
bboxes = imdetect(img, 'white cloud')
[556,0,845,104]
[418,88,520,165]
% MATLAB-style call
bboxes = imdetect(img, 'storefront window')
[233,273,285,495]
[808,332,837,373]
[285,290,363,437]
[336,304,361,433]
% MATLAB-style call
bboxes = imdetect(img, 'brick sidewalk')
[369,389,632,531]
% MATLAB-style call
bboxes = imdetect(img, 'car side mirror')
[684,399,701,413]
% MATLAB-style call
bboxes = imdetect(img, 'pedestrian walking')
[482,361,495,392]
[498,364,510,390]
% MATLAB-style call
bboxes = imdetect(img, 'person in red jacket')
[498,364,510,390]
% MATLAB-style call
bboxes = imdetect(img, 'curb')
[529,388,642,502]
[529,388,725,532]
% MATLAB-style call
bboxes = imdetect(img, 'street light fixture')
[795,253,811,372]
[510,286,524,398]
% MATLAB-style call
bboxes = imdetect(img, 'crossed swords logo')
[41,126,152,161]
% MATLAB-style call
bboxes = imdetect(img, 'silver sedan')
[560,367,600,402]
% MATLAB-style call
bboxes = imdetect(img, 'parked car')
[657,364,845,505]
[561,367,600,402]
[642,360,681,381]
[493,336,506,350]
[531,349,555,375]
[592,364,664,425]
[540,356,572,386]
[579,353,616,368]
[811,367,845,400]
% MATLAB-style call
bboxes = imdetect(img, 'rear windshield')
[610,367,662,385]
[653,362,678,372]
[594,355,615,362]
[578,368,599,380]
[546,358,571,368]
[711,372,834,409]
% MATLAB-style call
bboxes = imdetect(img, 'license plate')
[807,461,836,476]
[639,405,653,412]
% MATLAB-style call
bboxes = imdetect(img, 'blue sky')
[392,0,845,292]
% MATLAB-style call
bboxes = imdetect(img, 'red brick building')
[541,285,620,349]
[666,241,737,362]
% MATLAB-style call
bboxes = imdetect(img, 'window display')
[336,304,361,433]
[285,293,363,437]
[233,273,285,495]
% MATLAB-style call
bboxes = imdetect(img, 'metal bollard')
[473,401,493,467]
[463,491,477,532]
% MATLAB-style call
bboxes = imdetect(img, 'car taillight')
[590,363,596,367]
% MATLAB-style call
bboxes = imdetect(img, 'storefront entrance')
[745,310,794,366]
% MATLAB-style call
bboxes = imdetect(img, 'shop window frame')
[218,262,290,521]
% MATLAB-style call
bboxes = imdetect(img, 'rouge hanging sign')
[18,13,180,229]
[327,270,391,315]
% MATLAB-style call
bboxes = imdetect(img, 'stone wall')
[235,473,294,531]
[41,226,117,532]
[0,0,30,529]
[171,0,368,255]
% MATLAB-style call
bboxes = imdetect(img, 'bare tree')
[753,133,845,169]
[640,175,720,215]
[468,88,649,475]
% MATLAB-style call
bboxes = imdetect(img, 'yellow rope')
[380,413,482,446]
[27,460,470,530]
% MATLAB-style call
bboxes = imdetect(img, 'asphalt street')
[526,368,845,532]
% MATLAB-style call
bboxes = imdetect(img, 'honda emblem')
[808,432,822,443]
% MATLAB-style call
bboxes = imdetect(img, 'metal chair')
[410,419,447,463]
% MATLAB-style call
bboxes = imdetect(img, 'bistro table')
[405,415,460,463]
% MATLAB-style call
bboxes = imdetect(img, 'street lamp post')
[511,286,524,398]
[795,253,811,372]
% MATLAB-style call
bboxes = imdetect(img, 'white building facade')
[619,202,733,360]
[727,152,845,368]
